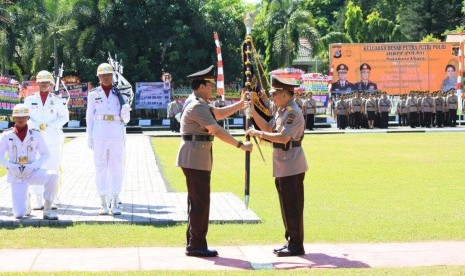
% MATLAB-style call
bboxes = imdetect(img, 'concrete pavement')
[1,242,465,272]
[0,134,260,226]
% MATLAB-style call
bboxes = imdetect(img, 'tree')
[398,0,462,41]
[344,0,364,43]
[259,0,320,69]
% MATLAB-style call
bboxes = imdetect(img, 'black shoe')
[273,245,288,253]
[274,248,305,257]
[185,248,218,257]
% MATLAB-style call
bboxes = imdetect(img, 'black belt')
[273,140,301,151]
[182,135,214,141]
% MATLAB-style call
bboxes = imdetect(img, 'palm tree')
[262,0,320,69]
[41,0,75,75]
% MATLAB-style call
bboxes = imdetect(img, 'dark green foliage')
[0,0,464,83]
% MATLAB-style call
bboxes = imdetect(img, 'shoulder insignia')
[4,127,13,133]
[88,87,99,94]
[286,106,293,111]
[286,113,296,124]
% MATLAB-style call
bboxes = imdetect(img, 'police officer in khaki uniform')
[350,91,363,129]
[176,65,252,257]
[335,95,348,129]
[378,92,391,128]
[433,91,445,127]
[213,94,226,127]
[364,93,377,129]
[446,89,458,127]
[167,95,183,132]
[421,91,434,128]
[407,92,418,128]
[246,76,308,257]
[303,92,316,130]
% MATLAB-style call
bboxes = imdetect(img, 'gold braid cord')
[242,35,271,118]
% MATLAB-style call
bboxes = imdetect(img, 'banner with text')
[135,82,171,110]
[0,77,20,115]
[329,42,460,95]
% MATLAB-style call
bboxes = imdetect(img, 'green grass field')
[0,133,464,248]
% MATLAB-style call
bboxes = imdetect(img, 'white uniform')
[86,86,130,197]
[24,93,69,197]
[0,128,58,217]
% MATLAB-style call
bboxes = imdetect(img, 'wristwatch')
[236,140,243,148]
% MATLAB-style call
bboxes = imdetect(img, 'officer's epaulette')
[196,97,207,104]
[49,93,62,99]
[286,106,294,111]
[3,127,13,133]
[88,87,99,94]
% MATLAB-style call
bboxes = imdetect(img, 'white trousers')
[30,129,64,195]
[93,139,125,196]
[10,169,58,217]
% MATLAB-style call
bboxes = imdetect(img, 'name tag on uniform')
[32,103,38,105]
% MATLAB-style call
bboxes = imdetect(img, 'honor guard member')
[331,64,355,95]
[303,92,316,130]
[246,76,308,257]
[176,65,252,257]
[167,96,183,132]
[86,63,131,216]
[355,63,378,92]
[446,89,458,127]
[24,70,69,210]
[294,91,304,109]
[213,94,226,127]
[378,92,391,128]
[422,92,434,128]
[350,91,363,129]
[0,104,59,219]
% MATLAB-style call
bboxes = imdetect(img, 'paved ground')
[0,242,465,272]
[0,134,260,226]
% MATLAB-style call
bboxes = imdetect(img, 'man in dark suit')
[355,63,377,92]
[331,63,355,95]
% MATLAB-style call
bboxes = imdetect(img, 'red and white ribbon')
[456,39,462,92]
[328,66,334,93]
[214,32,225,99]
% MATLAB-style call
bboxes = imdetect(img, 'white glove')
[122,103,131,113]
[121,104,131,124]
[5,162,16,171]
[22,164,38,178]
[9,165,24,178]
[87,137,93,150]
